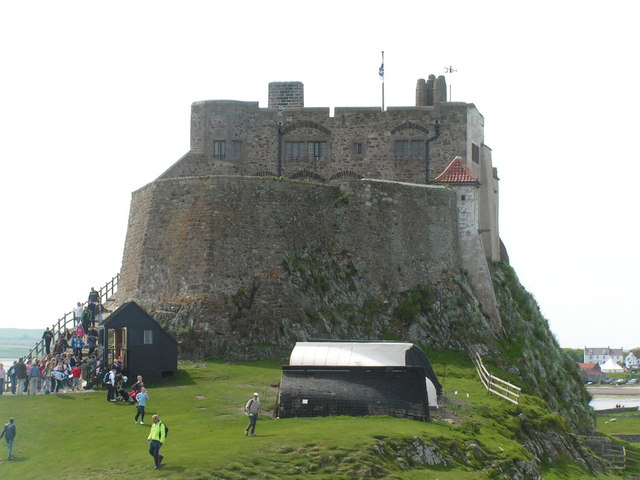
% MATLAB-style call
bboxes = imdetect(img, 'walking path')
[588,386,640,395]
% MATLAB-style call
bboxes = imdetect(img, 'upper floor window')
[213,140,226,159]
[308,141,327,159]
[395,140,425,159]
[472,143,480,164]
[285,141,328,159]
[353,142,364,155]
[285,141,305,159]
[231,140,242,159]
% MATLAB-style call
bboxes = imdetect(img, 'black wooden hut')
[102,301,178,382]
[276,341,441,421]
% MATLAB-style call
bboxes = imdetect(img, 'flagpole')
[380,51,385,111]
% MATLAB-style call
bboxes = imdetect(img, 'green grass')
[597,413,640,436]
[0,357,637,479]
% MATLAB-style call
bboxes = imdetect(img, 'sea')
[589,396,640,411]
[0,357,16,367]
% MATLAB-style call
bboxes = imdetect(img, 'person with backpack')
[244,392,261,437]
[147,414,167,469]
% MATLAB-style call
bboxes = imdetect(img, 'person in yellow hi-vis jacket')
[147,414,166,469]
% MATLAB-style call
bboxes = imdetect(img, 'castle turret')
[268,81,304,109]
[435,156,501,330]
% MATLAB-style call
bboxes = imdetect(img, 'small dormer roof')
[434,156,479,184]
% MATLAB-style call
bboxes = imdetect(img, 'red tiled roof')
[434,156,478,184]
[579,363,598,370]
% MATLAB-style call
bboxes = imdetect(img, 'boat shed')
[277,341,441,421]
[102,301,178,382]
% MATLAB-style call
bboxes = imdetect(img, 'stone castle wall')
[159,100,483,188]
[116,176,460,307]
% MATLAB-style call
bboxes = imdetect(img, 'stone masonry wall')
[116,176,460,308]
[158,101,474,186]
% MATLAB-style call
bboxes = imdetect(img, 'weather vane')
[443,66,457,100]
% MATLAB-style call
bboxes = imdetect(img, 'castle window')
[472,143,480,164]
[285,141,328,159]
[308,141,327,159]
[395,140,425,158]
[230,140,242,159]
[353,142,364,155]
[285,141,305,159]
[411,140,425,157]
[395,140,409,157]
[213,140,226,159]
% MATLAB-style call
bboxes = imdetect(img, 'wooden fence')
[582,436,628,470]
[471,350,521,405]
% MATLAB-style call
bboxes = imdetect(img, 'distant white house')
[625,352,638,370]
[584,347,624,366]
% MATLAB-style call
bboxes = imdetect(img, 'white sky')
[1,1,638,349]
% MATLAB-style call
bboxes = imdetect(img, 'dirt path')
[587,386,640,395]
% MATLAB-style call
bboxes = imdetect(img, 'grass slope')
[0,355,636,479]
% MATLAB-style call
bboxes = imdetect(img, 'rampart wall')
[117,176,460,308]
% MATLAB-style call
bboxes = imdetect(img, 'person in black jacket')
[42,327,54,354]
[14,359,27,396]
[0,417,16,460]
[88,287,100,325]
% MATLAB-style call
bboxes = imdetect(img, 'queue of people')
[1,353,105,395]
[0,286,108,395]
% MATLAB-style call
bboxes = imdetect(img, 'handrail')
[24,274,120,360]
[471,350,521,405]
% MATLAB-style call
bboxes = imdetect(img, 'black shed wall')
[103,302,178,382]
[277,366,429,421]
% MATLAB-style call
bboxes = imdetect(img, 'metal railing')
[471,350,521,405]
[24,274,120,360]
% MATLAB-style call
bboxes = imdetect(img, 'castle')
[158,77,501,262]
[115,76,507,357]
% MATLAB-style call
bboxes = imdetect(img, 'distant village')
[579,347,640,384]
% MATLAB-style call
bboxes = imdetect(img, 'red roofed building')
[578,362,606,383]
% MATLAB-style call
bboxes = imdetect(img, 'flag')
[379,62,384,80]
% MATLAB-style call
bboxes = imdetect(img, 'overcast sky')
[1,1,638,349]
